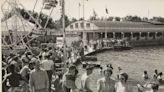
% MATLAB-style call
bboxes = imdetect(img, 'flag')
[44,4,51,9]
[106,8,108,14]
[79,3,81,7]
[93,10,97,17]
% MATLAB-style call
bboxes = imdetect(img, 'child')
[117,67,122,80]
[157,72,163,83]
[142,71,149,81]
[153,69,158,79]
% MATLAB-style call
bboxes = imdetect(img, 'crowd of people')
[1,41,86,92]
[1,44,164,92]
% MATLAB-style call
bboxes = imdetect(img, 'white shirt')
[97,77,115,92]
[41,59,54,71]
[29,69,49,90]
[20,65,30,77]
[81,73,92,91]
[115,82,129,92]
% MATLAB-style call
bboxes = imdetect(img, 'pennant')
[106,8,108,14]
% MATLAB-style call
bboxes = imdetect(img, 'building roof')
[66,20,164,33]
[92,21,164,28]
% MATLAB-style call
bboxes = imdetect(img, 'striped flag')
[106,8,108,14]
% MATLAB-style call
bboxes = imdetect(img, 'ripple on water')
[76,46,164,91]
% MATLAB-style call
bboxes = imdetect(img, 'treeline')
[89,15,164,22]
[2,8,164,30]
[18,8,57,29]
[1,8,77,30]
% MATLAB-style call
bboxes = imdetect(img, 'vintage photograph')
[1,0,164,92]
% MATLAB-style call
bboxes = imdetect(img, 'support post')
[147,32,150,40]
[122,32,124,39]
[113,32,115,39]
[155,32,157,40]
[131,32,133,40]
[62,0,67,72]
[105,32,107,39]
[139,32,142,40]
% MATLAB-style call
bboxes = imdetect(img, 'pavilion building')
[65,20,164,46]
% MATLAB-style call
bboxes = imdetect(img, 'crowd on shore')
[2,45,164,92]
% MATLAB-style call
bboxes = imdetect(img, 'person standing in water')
[142,70,149,81]
[80,65,94,92]
[115,73,129,92]
[97,68,115,92]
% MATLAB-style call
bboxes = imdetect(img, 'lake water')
[76,46,164,91]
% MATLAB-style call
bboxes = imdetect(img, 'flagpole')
[148,9,150,20]
[79,3,80,20]
[105,7,108,40]
[83,0,84,20]
[62,0,67,71]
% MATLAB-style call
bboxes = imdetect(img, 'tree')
[89,16,96,21]
[79,18,84,21]
[142,17,148,21]
[19,8,57,29]
[115,17,121,21]
[70,17,77,23]
[152,17,164,22]
[124,15,141,21]
[107,17,113,21]
[60,15,70,27]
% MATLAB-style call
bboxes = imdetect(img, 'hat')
[25,51,32,55]
[104,68,113,73]
[86,64,94,70]
[21,56,29,63]
[30,58,37,63]
[68,64,76,70]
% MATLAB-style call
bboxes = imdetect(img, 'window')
[80,22,84,28]
[86,23,90,28]
[70,25,73,29]
[75,23,78,28]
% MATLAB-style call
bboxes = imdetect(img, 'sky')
[1,0,164,21]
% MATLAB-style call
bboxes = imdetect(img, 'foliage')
[55,15,70,28]
[2,8,57,29]
[19,8,57,29]
[152,17,164,22]
[124,15,141,21]
[115,17,121,21]
[107,17,113,21]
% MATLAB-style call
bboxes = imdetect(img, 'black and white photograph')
[1,0,164,92]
